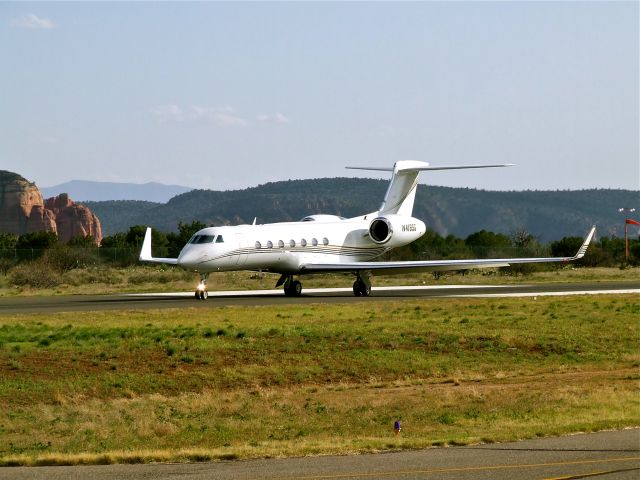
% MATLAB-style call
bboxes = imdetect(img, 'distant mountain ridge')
[41,180,193,203]
[85,177,639,241]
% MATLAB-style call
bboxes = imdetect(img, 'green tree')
[0,233,18,249]
[16,231,58,249]
[167,220,207,257]
[599,236,626,263]
[100,232,136,265]
[464,230,511,257]
[67,235,96,247]
[100,232,129,248]
[125,225,148,247]
[508,228,542,275]
[125,225,169,258]
[550,236,583,258]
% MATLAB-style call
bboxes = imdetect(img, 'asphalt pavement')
[1,429,638,480]
[0,281,638,314]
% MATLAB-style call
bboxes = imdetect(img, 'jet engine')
[368,215,426,247]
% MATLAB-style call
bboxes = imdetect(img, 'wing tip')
[574,226,596,259]
[139,227,152,261]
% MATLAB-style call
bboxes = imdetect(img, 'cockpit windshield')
[189,235,215,244]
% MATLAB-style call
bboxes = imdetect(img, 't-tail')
[347,160,514,216]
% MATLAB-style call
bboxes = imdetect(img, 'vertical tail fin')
[378,161,428,215]
[347,160,429,216]
[346,161,514,217]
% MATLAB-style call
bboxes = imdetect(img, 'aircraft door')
[235,233,249,266]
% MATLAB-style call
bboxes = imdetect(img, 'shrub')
[43,246,100,273]
[62,267,124,286]
[10,261,62,288]
[0,258,16,276]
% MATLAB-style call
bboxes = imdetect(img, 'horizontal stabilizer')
[346,162,514,172]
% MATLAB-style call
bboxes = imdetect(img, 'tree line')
[0,221,638,270]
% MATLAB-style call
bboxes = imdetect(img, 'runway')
[0,281,638,314]
[1,429,638,479]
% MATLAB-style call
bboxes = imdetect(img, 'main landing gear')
[276,275,303,297]
[352,273,371,297]
[195,273,209,300]
[275,273,371,297]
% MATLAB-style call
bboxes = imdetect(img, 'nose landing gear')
[195,273,209,300]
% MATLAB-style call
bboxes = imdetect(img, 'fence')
[0,247,145,264]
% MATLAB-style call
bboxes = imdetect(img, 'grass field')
[0,294,638,466]
[0,265,638,297]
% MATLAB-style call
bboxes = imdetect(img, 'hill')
[82,200,161,237]
[41,180,192,203]
[87,178,638,241]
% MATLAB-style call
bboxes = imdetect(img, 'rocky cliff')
[0,171,102,245]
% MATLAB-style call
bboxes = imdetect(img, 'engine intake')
[369,217,392,244]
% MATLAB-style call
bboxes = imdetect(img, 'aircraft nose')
[177,246,204,269]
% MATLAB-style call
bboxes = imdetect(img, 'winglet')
[139,227,178,264]
[139,227,153,261]
[572,226,596,260]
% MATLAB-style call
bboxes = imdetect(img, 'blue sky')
[1,2,638,191]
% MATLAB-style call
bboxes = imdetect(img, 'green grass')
[0,295,638,466]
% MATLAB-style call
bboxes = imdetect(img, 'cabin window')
[255,241,261,249]
[267,241,273,249]
[289,239,296,247]
[193,235,215,244]
[311,238,318,247]
[278,240,284,248]
[216,236,224,243]
[322,237,329,246]
[301,238,307,247]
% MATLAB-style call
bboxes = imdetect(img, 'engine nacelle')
[368,215,426,247]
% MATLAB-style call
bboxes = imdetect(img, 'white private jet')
[140,161,596,299]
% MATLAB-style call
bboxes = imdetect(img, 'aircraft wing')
[299,226,596,276]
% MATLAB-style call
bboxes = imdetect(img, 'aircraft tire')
[284,279,302,296]
[353,280,371,297]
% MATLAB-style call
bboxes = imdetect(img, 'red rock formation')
[45,194,102,244]
[0,171,57,236]
[0,171,102,245]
